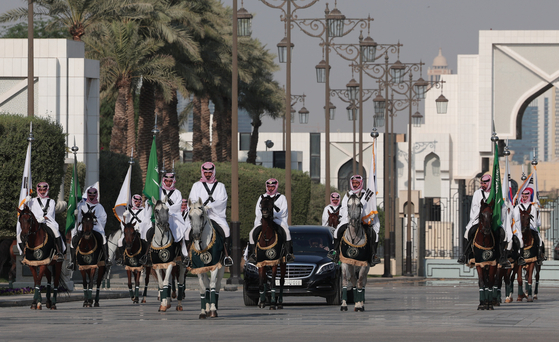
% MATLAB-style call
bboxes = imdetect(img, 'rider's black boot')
[103,243,112,266]
[327,238,340,262]
[247,244,256,264]
[223,237,233,267]
[115,246,125,266]
[458,234,474,265]
[140,231,154,266]
[370,240,381,266]
[67,247,76,270]
[285,240,295,263]
[54,236,65,261]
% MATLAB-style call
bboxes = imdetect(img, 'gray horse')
[339,192,370,312]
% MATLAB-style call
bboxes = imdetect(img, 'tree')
[0,19,68,38]
[84,20,179,155]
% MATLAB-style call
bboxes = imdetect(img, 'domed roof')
[432,48,447,67]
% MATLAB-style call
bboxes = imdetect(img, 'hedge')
[0,114,66,238]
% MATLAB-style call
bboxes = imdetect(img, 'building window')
[183,150,193,163]
[240,133,251,151]
[310,133,320,182]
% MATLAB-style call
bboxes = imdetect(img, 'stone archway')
[337,159,367,193]
[423,152,441,198]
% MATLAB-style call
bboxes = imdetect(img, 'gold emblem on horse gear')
[83,254,93,264]
[265,248,277,260]
[523,249,531,258]
[159,249,170,262]
[347,246,358,258]
[128,256,138,267]
[482,250,493,261]
[200,252,212,264]
[33,249,44,260]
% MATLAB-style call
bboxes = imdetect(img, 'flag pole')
[27,122,34,197]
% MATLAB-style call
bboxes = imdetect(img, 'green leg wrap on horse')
[479,288,485,302]
[271,288,276,304]
[215,292,219,309]
[527,284,532,296]
[167,285,171,298]
[129,288,134,298]
[205,288,210,305]
[535,281,539,295]
[88,289,93,300]
[210,288,217,305]
[95,288,100,302]
[260,284,268,303]
[161,286,167,300]
[356,288,363,302]
[178,284,184,301]
[486,288,491,302]
[34,287,41,302]
[200,294,206,310]
[278,287,283,304]
[494,286,500,301]
[83,289,88,300]
[342,287,348,301]
[135,286,139,299]
[511,282,514,294]
[53,288,57,304]
[353,287,357,302]
[46,283,51,301]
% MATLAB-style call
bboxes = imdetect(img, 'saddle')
[76,231,105,268]
[23,223,56,264]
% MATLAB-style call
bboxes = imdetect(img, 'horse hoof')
[46,301,51,309]
[354,307,359,312]
[94,302,99,307]
[159,305,167,312]
[534,295,538,300]
[172,291,177,299]
[210,310,218,318]
[199,313,207,319]
[37,303,42,310]
[269,306,276,311]
[51,305,57,310]
[517,297,524,302]
[30,304,36,310]
[360,307,365,312]
[259,303,266,309]
[176,305,183,311]
[487,305,494,310]
[477,304,485,310]
[341,306,347,311]
[277,304,283,310]
[505,297,512,303]
[167,304,171,309]
[527,296,533,302]
[141,299,147,304]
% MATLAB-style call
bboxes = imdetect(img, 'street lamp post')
[229,0,252,285]
[292,3,372,205]
[260,0,319,224]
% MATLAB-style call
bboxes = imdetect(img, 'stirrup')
[248,254,257,264]
[55,252,64,261]
[518,257,526,266]
[286,253,295,263]
[369,255,381,267]
[457,255,468,265]
[115,258,124,266]
[66,262,74,270]
[223,256,234,267]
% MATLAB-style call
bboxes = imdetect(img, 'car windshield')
[291,231,332,256]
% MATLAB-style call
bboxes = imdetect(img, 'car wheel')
[326,271,342,305]
[243,283,258,306]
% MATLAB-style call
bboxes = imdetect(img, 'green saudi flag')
[65,156,82,233]
[486,140,503,231]
[143,136,160,207]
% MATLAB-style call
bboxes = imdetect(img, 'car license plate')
[276,279,302,286]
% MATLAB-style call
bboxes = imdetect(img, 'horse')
[0,238,16,287]
[470,201,498,310]
[326,210,340,234]
[122,222,152,304]
[188,198,227,318]
[148,197,185,312]
[337,193,370,312]
[17,205,63,310]
[515,206,538,302]
[75,210,106,307]
[251,195,287,310]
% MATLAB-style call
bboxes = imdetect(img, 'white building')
[0,39,100,186]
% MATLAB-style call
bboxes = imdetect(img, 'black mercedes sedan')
[243,225,341,305]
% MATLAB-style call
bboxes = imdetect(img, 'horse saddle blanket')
[522,237,538,263]
[190,229,224,269]
[340,237,370,263]
[124,244,143,268]
[256,231,284,263]
[24,228,55,263]
[150,241,177,264]
[77,231,104,266]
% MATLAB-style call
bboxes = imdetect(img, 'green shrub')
[0,115,65,238]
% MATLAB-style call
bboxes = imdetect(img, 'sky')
[1,0,559,134]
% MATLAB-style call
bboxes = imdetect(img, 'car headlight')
[316,262,336,275]
[245,262,258,274]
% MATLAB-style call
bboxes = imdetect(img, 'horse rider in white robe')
[331,175,381,266]
[186,162,231,266]
[17,182,65,259]
[115,194,151,266]
[68,186,109,269]
[514,187,545,264]
[248,178,294,263]
[322,192,341,232]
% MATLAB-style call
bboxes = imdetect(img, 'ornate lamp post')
[229,0,253,286]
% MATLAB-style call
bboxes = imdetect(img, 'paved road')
[1,279,559,341]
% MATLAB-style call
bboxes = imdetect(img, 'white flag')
[501,154,513,240]
[17,142,33,209]
[513,169,539,207]
[113,164,132,223]
[362,138,378,225]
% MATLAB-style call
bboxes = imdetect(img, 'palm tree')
[0,0,118,41]
[84,20,180,155]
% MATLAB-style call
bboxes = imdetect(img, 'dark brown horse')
[122,222,152,304]
[472,201,498,310]
[255,196,287,310]
[17,205,63,310]
[0,238,16,287]
[515,206,537,302]
[76,210,106,307]
[327,210,340,230]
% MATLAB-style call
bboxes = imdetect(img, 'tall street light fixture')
[292,3,373,205]
[334,32,402,177]
[260,0,320,224]
[229,0,252,286]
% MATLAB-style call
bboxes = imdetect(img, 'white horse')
[339,192,370,312]
[150,196,182,312]
[188,198,226,319]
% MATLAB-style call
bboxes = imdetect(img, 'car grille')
[266,263,315,279]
